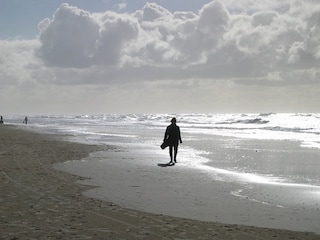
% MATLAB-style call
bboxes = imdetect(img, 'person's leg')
[174,145,178,162]
[169,146,173,163]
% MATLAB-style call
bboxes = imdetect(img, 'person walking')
[163,118,182,165]
[23,116,28,124]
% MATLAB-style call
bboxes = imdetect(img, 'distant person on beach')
[163,118,182,165]
[23,116,28,124]
[0,115,3,124]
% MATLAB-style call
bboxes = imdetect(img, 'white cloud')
[118,3,127,11]
[95,12,140,66]
[34,1,320,78]
[223,0,291,13]
[141,2,172,22]
[0,39,40,86]
[37,3,100,68]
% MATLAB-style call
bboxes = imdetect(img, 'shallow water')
[54,136,320,234]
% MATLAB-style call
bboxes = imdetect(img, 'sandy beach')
[1,125,319,239]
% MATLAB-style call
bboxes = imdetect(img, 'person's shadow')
[157,163,175,167]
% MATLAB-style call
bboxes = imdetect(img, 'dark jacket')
[164,123,182,146]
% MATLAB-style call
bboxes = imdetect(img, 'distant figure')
[23,116,28,124]
[163,118,182,165]
[0,115,3,124]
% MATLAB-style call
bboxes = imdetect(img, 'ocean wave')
[259,112,275,117]
[264,126,314,133]
[218,118,269,125]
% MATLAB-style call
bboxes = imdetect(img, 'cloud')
[118,3,127,11]
[0,39,40,86]
[223,0,291,13]
[37,3,100,68]
[141,2,172,21]
[33,1,320,83]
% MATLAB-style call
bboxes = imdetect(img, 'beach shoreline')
[1,125,319,239]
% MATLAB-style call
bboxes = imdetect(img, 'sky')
[1,0,320,114]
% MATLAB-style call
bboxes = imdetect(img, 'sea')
[5,112,320,187]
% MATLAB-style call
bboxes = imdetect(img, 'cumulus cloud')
[141,2,172,21]
[33,1,320,84]
[37,3,99,68]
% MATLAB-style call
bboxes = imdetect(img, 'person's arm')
[164,127,168,142]
[178,127,182,143]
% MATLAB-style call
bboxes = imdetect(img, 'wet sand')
[1,125,319,239]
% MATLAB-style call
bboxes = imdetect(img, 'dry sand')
[0,125,319,240]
